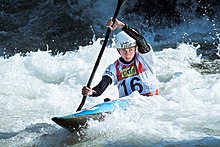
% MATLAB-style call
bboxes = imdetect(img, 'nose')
[124,49,131,54]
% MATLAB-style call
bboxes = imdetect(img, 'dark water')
[1,0,220,58]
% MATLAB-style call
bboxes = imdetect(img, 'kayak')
[52,98,128,132]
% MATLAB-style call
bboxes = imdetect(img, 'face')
[118,46,137,62]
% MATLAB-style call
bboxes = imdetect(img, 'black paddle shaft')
[76,0,127,112]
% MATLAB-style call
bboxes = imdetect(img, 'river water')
[0,39,220,146]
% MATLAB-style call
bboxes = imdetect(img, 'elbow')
[138,45,151,53]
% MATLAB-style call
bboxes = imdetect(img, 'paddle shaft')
[76,0,127,111]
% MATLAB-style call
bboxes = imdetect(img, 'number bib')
[115,59,151,98]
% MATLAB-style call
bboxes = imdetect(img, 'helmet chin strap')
[117,48,120,54]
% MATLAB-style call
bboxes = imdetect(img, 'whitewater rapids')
[0,40,220,146]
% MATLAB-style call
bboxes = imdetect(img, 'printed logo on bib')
[122,65,137,78]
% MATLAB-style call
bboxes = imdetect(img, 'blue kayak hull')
[52,99,128,132]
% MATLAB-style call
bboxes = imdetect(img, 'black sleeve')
[91,75,112,97]
[122,24,152,53]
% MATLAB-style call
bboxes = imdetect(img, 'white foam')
[0,41,220,146]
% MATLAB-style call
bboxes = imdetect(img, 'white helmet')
[115,31,136,49]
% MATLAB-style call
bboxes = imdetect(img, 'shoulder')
[103,62,117,76]
[137,49,154,58]
[136,50,155,65]
[103,62,118,84]
[106,61,117,71]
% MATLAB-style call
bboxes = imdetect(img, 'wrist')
[122,24,127,31]
[90,89,96,96]
[119,22,125,29]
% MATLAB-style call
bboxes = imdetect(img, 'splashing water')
[0,40,220,146]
